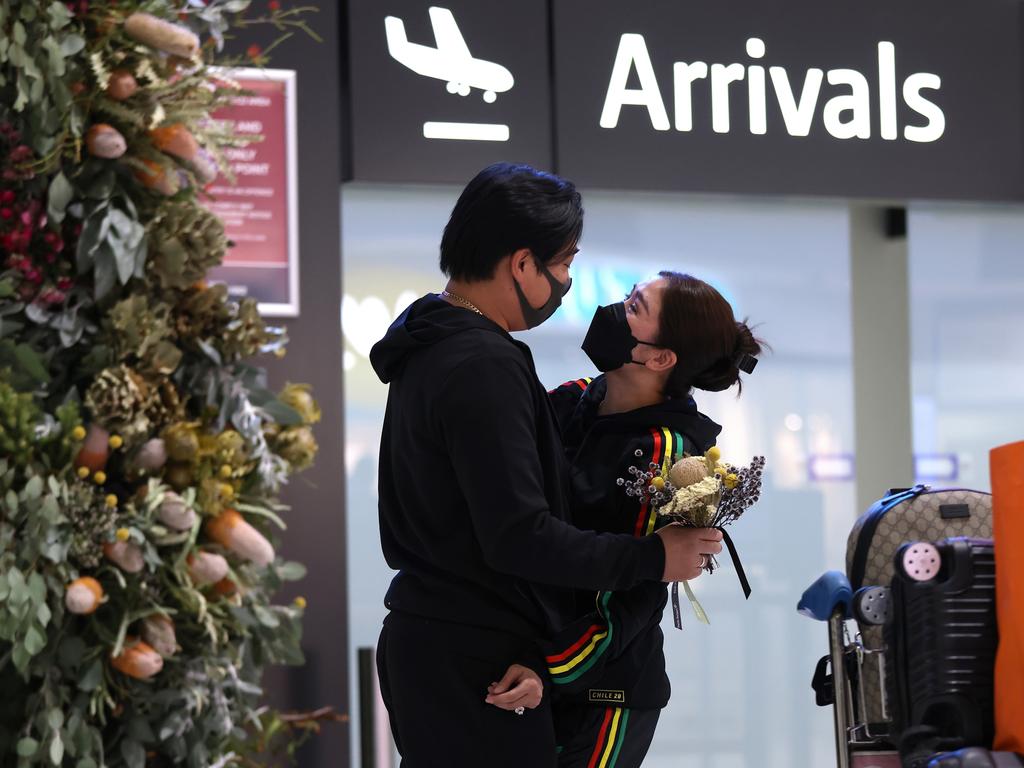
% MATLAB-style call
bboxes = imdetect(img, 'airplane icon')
[384,6,514,103]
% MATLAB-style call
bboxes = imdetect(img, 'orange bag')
[990,440,1024,753]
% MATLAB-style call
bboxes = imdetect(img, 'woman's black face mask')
[581,301,660,372]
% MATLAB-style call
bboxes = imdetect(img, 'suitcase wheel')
[900,542,941,582]
[854,585,892,625]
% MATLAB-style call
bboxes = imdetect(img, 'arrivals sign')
[345,0,1024,201]
[552,0,1024,200]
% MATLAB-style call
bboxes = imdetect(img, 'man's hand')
[484,664,543,711]
[656,524,724,582]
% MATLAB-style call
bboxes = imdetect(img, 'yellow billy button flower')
[293,596,307,609]
[706,446,722,463]
[219,483,235,500]
[106,495,120,509]
[652,476,666,491]
[108,435,124,450]
[71,426,87,441]
[116,527,131,541]
[93,471,107,485]
[725,473,739,489]
[219,464,233,479]
[77,466,91,480]
[274,347,287,358]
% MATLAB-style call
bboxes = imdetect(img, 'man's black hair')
[439,163,584,282]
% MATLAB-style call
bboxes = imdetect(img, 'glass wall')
[908,203,1024,491]
[341,184,857,767]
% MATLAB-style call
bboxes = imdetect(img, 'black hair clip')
[737,353,758,374]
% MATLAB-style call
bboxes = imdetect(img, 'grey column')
[849,205,914,514]
[226,3,350,765]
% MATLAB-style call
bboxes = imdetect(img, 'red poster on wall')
[205,68,299,316]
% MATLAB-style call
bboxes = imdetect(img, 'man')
[370,163,722,767]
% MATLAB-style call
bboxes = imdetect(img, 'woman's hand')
[484,664,543,711]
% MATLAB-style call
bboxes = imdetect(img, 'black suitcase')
[885,537,998,753]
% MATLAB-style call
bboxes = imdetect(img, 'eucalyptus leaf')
[120,738,145,768]
[24,475,43,500]
[41,535,70,563]
[93,244,116,301]
[8,568,25,595]
[12,641,30,673]
[50,733,64,765]
[252,605,280,628]
[16,737,38,757]
[28,571,46,603]
[13,343,50,383]
[112,235,136,285]
[77,659,103,692]
[59,33,85,56]
[47,171,74,223]
[259,399,303,426]
[24,623,47,655]
[275,562,307,581]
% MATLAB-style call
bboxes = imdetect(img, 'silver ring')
[698,554,708,569]
[514,706,525,716]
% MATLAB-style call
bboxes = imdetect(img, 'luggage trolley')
[798,538,1004,768]
[798,570,898,768]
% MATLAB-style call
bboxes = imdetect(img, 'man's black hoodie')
[544,375,722,709]
[370,295,666,641]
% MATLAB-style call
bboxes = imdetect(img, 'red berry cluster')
[1,123,77,306]
[64,0,89,17]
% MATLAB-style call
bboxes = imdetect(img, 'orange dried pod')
[205,509,275,567]
[149,123,199,163]
[103,541,145,574]
[74,424,110,473]
[123,13,200,59]
[65,577,104,615]
[189,148,220,185]
[213,577,238,597]
[187,550,229,585]
[141,615,177,658]
[86,124,128,159]
[132,158,179,196]
[107,70,139,101]
[111,638,164,680]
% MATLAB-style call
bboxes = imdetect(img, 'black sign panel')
[551,0,1024,200]
[346,0,552,183]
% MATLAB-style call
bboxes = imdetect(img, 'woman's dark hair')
[439,163,584,282]
[656,271,766,397]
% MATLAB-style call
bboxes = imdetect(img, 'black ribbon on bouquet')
[721,528,752,600]
[671,527,751,630]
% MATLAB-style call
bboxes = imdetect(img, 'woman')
[490,271,763,767]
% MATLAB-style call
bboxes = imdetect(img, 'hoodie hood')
[370,294,508,383]
[567,375,723,454]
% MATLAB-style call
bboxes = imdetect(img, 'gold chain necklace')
[440,290,483,316]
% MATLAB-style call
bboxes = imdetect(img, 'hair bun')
[692,320,764,394]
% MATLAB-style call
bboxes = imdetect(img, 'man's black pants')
[377,611,558,768]
[554,703,660,768]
